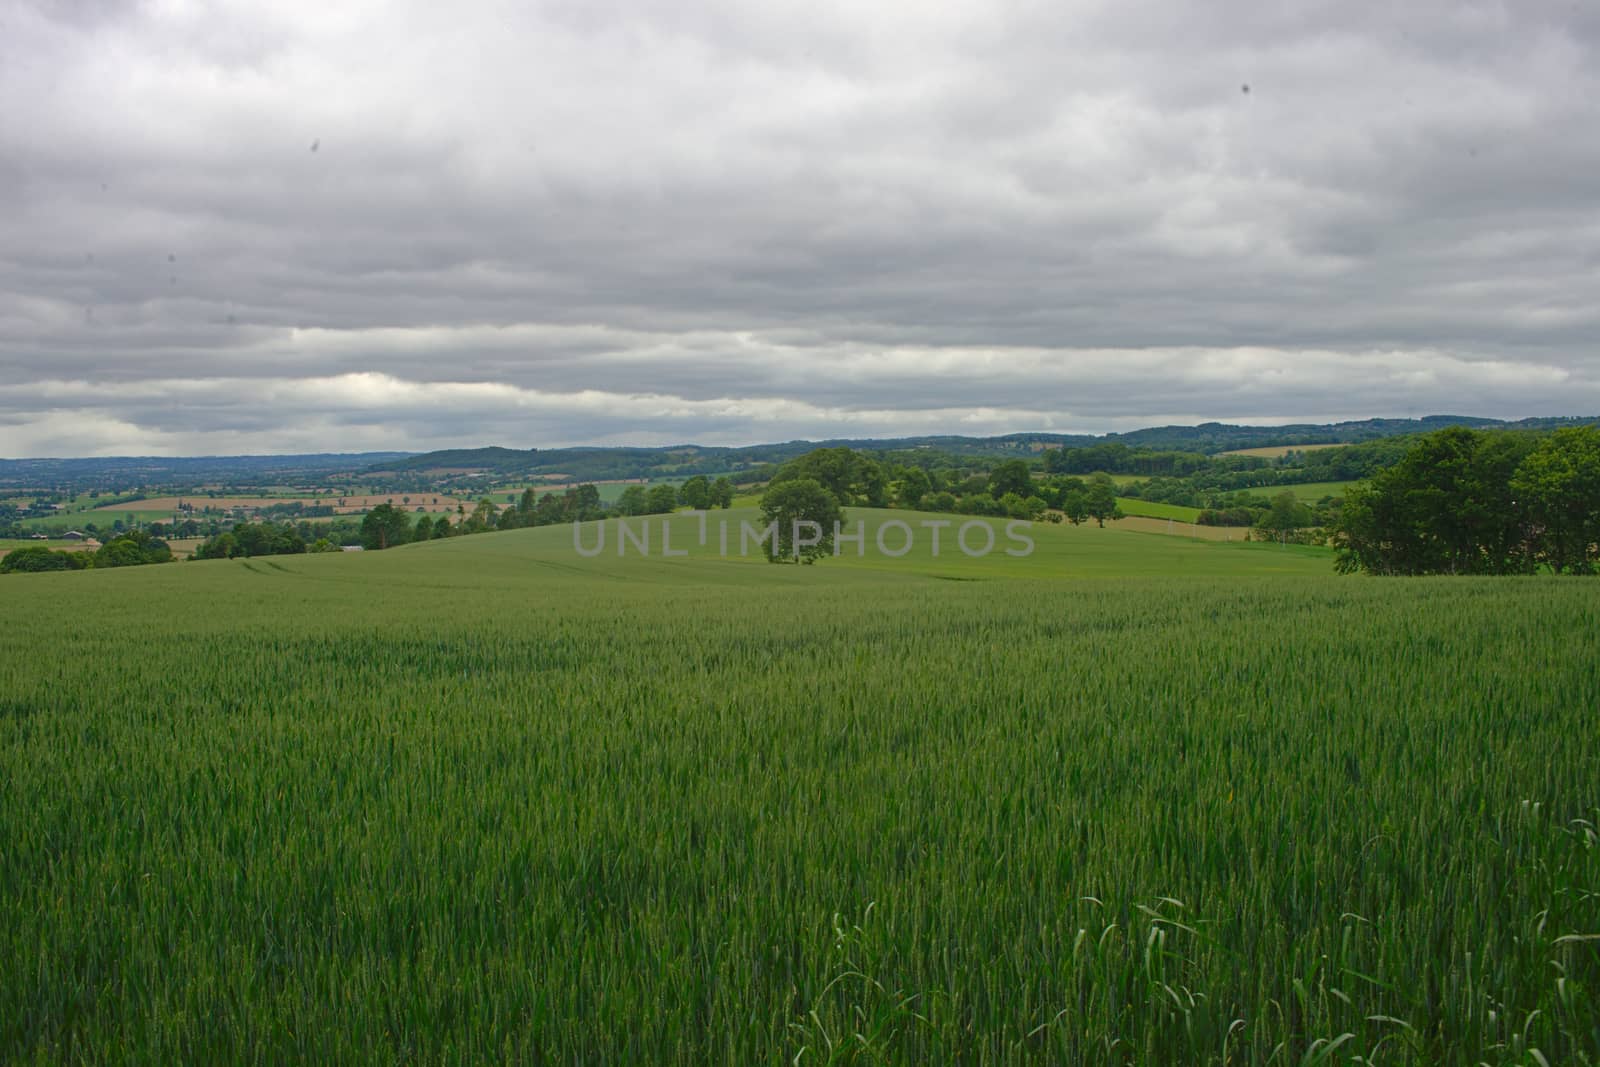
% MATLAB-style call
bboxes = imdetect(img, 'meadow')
[1114,497,1205,522]
[1,512,1596,1065]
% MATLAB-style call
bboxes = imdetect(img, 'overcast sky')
[2,0,1597,456]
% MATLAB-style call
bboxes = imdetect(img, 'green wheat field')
[3,511,1597,1064]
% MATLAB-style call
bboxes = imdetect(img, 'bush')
[1,546,90,573]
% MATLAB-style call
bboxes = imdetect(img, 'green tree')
[1511,425,1600,574]
[678,475,711,510]
[647,484,679,514]
[617,485,649,516]
[193,531,239,560]
[988,459,1033,500]
[896,466,931,508]
[1255,491,1314,542]
[1336,428,1537,575]
[533,493,565,526]
[772,448,886,506]
[413,515,435,541]
[1084,476,1122,527]
[758,479,843,563]
[1,546,85,573]
[467,498,499,534]
[360,503,413,550]
[709,477,736,508]
[565,484,603,521]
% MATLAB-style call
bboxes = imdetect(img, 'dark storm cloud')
[1,0,1597,455]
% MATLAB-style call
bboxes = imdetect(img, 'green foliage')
[758,478,843,562]
[617,485,650,516]
[195,522,306,560]
[678,475,711,510]
[0,546,89,573]
[1255,490,1316,539]
[359,503,413,550]
[986,459,1033,500]
[1336,427,1599,575]
[772,448,887,507]
[895,466,931,508]
[1511,425,1600,574]
[93,530,172,568]
[1084,475,1122,527]
[0,538,1594,1063]
[646,483,680,514]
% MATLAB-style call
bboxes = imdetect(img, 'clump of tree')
[93,530,174,567]
[1,546,92,573]
[5,531,173,573]
[616,483,682,517]
[675,475,736,510]
[1336,426,1600,575]
[758,478,843,563]
[499,485,609,527]
[360,503,415,550]
[193,522,307,560]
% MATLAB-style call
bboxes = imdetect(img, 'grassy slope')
[1,521,1596,1064]
[521,506,1329,578]
[1282,479,1360,500]
[1115,497,1204,521]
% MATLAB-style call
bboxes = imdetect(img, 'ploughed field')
[2,512,1597,1064]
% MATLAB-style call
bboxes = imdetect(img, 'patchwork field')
[1219,444,1346,458]
[2,514,1595,1064]
[92,494,472,515]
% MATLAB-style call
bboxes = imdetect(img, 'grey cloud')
[1,0,1597,454]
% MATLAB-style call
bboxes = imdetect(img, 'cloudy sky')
[2,0,1597,456]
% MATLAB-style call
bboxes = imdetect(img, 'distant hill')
[0,453,413,492]
[372,415,1600,481]
[7,415,1597,492]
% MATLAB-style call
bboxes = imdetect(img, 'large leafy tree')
[95,530,172,567]
[1084,475,1122,527]
[987,459,1033,500]
[617,485,649,516]
[758,478,843,563]
[360,503,413,550]
[646,484,679,514]
[1511,425,1600,574]
[771,448,886,507]
[466,498,499,534]
[896,466,931,508]
[678,475,711,510]
[1336,428,1538,575]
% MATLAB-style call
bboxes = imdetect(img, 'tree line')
[1,531,173,573]
[1335,426,1600,575]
